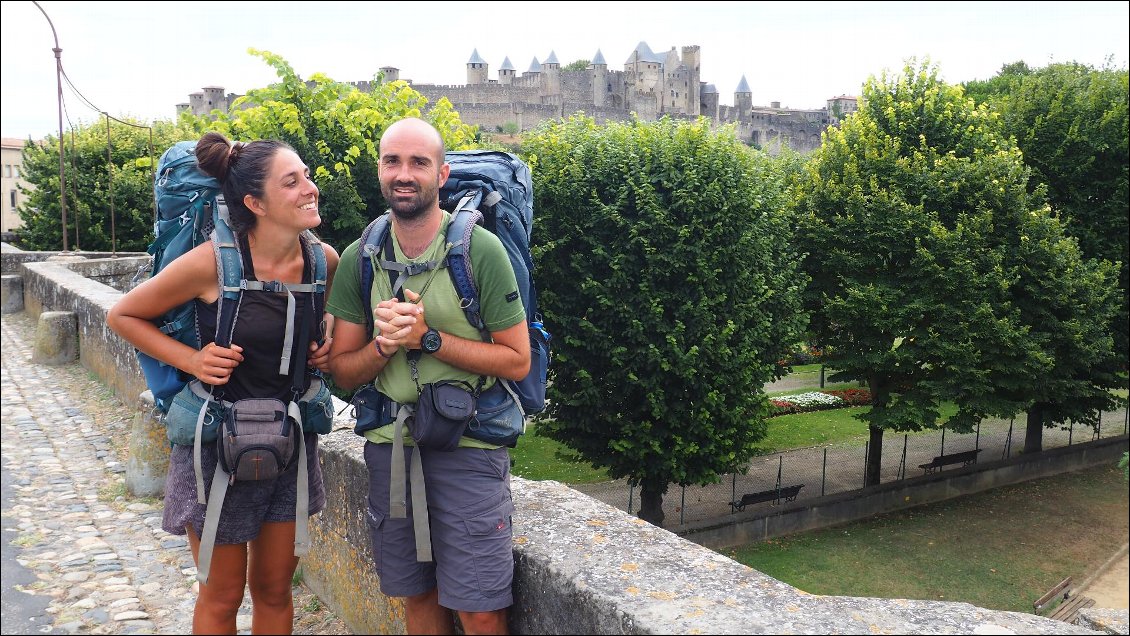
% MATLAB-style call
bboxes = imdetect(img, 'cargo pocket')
[462,496,516,595]
[365,498,386,567]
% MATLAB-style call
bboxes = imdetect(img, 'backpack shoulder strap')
[300,230,328,320]
[359,214,392,340]
[209,197,244,350]
[445,192,490,342]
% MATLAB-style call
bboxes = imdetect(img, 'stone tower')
[735,75,752,115]
[202,86,227,113]
[682,45,701,116]
[380,66,400,83]
[498,56,515,85]
[466,49,488,85]
[591,49,608,107]
[543,50,561,96]
[525,57,542,80]
[701,83,719,120]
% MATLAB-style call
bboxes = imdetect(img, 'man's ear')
[438,162,450,188]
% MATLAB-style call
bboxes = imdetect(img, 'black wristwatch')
[421,328,442,354]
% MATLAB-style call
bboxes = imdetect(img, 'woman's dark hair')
[194,132,296,234]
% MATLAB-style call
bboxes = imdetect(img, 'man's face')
[378,127,448,221]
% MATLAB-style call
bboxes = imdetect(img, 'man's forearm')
[329,340,389,390]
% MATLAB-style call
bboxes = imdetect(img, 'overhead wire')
[55,60,156,253]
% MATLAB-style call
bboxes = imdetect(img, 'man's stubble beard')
[384,178,439,222]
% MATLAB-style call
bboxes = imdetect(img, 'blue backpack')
[358,150,551,434]
[141,141,328,412]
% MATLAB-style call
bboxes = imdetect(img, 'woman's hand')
[190,342,244,385]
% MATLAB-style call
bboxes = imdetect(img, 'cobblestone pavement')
[0,311,348,635]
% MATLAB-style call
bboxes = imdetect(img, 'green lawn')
[724,464,1129,614]
[752,406,871,454]
[508,422,610,483]
[511,405,878,481]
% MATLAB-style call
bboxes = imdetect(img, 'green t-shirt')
[326,211,525,447]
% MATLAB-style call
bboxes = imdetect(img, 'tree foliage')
[965,61,1129,359]
[790,60,1111,484]
[18,120,195,251]
[563,59,590,72]
[522,115,808,525]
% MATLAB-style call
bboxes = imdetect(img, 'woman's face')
[255,148,320,230]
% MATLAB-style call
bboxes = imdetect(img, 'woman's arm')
[107,241,244,385]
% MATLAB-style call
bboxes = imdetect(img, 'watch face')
[423,329,442,353]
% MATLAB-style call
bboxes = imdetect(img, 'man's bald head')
[380,117,445,165]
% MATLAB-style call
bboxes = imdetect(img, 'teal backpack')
[143,140,330,585]
[142,141,328,411]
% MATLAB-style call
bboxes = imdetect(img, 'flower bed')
[769,388,872,417]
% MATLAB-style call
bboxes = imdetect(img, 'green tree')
[965,61,1130,360]
[962,60,1033,104]
[523,115,808,526]
[193,49,479,250]
[999,207,1124,453]
[18,119,194,251]
[792,61,1052,486]
[563,59,590,72]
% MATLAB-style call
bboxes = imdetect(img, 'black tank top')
[195,236,320,402]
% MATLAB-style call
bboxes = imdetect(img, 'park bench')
[918,448,981,474]
[1033,576,1095,623]
[729,484,804,512]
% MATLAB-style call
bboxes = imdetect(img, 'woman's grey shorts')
[364,442,514,613]
[162,433,325,544]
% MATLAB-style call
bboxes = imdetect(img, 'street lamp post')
[33,1,68,251]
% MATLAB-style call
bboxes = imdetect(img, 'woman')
[108,131,339,634]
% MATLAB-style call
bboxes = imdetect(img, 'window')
[3,165,10,178]
[9,190,16,209]
[12,165,18,178]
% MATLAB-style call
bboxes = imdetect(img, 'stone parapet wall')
[309,435,1102,635]
[17,256,150,408]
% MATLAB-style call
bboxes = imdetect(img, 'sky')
[2,1,1128,140]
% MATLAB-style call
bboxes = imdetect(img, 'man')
[326,117,529,635]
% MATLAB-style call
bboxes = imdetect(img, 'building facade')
[1,137,31,239]
[182,43,857,154]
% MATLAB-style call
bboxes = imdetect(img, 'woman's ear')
[244,193,267,218]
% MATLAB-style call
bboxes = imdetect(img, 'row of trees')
[793,61,1125,487]
[14,53,1127,526]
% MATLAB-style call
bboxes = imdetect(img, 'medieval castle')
[179,42,858,154]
